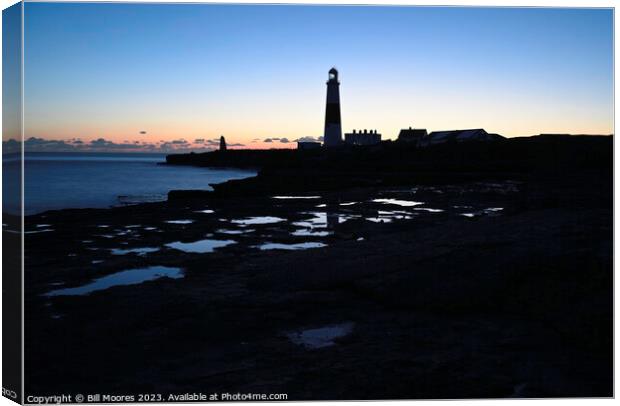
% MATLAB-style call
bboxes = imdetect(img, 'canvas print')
[2,1,614,402]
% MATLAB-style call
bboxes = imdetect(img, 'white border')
[0,2,616,406]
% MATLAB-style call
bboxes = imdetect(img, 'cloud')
[24,137,77,151]
[279,138,290,143]
[4,135,248,154]
[294,136,322,143]
[264,138,273,143]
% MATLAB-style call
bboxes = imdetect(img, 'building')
[344,129,381,146]
[297,141,322,150]
[323,68,343,147]
[397,127,428,147]
[219,135,227,151]
[427,129,504,145]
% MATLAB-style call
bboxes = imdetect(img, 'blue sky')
[19,3,613,150]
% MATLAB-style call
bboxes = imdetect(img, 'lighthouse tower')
[323,68,342,147]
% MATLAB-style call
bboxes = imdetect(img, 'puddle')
[366,217,393,223]
[293,212,356,229]
[92,260,104,264]
[272,196,321,199]
[165,239,236,253]
[315,204,327,208]
[36,224,52,228]
[414,208,444,213]
[215,229,255,235]
[110,247,159,256]
[372,198,424,207]
[44,266,183,297]
[339,202,358,206]
[368,210,414,222]
[461,207,504,218]
[25,229,54,234]
[291,229,332,237]
[144,227,158,231]
[231,216,285,225]
[485,207,504,212]
[195,209,214,214]
[480,207,504,216]
[97,225,110,228]
[257,242,327,251]
[165,220,194,225]
[293,212,329,229]
[287,322,354,349]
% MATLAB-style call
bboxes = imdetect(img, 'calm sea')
[3,152,256,215]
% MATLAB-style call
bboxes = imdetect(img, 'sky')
[11,3,615,152]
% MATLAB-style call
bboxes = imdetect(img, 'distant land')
[2,133,612,154]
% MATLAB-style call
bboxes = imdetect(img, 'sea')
[2,152,256,215]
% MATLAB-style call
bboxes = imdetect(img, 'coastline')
[21,135,612,398]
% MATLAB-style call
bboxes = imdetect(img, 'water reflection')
[287,322,354,349]
[372,198,423,207]
[231,216,285,225]
[110,247,159,256]
[45,266,183,297]
[166,239,236,253]
[272,196,321,200]
[291,229,332,237]
[216,228,255,235]
[257,242,327,251]
[165,220,194,225]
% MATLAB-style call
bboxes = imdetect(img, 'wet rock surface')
[22,171,611,399]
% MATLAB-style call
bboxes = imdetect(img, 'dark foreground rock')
[21,163,612,400]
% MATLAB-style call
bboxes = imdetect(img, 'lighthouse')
[323,67,343,147]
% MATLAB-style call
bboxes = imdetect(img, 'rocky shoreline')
[23,137,612,399]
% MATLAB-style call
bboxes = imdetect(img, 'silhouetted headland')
[165,134,612,199]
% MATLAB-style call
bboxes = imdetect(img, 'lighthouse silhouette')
[323,67,343,147]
